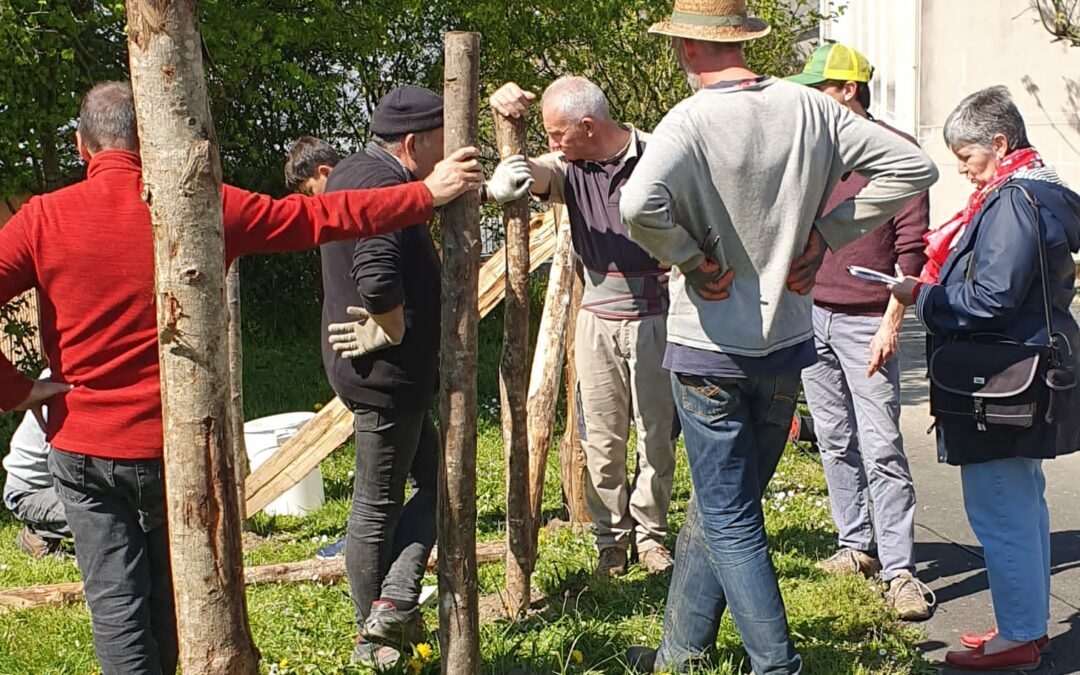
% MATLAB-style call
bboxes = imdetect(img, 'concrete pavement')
[899,308,1080,674]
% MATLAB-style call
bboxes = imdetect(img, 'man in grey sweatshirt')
[618,4,938,673]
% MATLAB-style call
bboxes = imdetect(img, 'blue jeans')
[657,373,802,674]
[960,458,1050,642]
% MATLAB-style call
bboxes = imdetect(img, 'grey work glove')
[486,155,534,203]
[327,306,402,359]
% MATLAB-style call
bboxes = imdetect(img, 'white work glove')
[327,307,402,359]
[486,155,534,204]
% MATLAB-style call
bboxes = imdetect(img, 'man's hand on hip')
[327,306,402,360]
[490,82,536,119]
[787,227,827,295]
[683,258,735,301]
[424,147,484,207]
[15,378,72,429]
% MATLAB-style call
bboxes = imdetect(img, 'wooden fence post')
[438,30,482,675]
[494,111,532,617]
[559,265,592,526]
[126,1,258,672]
[526,212,576,544]
[227,264,248,522]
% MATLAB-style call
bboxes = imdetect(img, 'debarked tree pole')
[227,264,248,523]
[493,111,532,617]
[126,0,258,673]
[526,211,575,546]
[438,30,482,675]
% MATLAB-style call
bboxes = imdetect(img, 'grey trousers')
[800,305,916,580]
[6,485,71,539]
[576,310,676,553]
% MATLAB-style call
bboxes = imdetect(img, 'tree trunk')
[126,2,258,673]
[527,212,576,542]
[559,265,592,526]
[226,263,248,523]
[494,113,532,617]
[438,31,482,675]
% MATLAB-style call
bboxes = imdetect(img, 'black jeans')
[346,403,439,626]
[48,448,177,675]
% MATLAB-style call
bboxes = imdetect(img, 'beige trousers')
[576,310,676,553]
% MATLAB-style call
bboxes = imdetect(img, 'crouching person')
[3,370,71,558]
[0,81,481,675]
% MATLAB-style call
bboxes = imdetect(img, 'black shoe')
[362,600,426,651]
[626,646,657,673]
[350,636,400,669]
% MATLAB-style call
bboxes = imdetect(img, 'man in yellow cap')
[789,43,935,622]
[619,1,939,672]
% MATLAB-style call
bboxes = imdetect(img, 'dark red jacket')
[0,150,433,459]
[813,122,930,315]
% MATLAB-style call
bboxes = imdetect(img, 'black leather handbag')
[928,185,1076,435]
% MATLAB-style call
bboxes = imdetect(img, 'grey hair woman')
[890,86,1080,671]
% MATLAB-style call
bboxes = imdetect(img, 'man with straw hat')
[620,1,939,672]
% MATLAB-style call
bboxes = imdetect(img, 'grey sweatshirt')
[620,77,938,357]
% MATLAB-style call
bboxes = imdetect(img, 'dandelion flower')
[571,649,584,664]
[406,658,422,674]
[416,643,434,661]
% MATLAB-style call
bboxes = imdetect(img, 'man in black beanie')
[319,84,530,667]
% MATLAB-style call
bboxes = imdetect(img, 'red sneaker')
[945,641,1041,671]
[960,627,1049,652]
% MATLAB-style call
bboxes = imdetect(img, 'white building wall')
[822,0,1080,226]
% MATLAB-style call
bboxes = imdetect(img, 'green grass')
[0,312,933,674]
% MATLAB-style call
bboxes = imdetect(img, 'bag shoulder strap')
[1000,183,1056,352]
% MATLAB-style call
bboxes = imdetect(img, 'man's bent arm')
[0,204,41,411]
[222,181,433,261]
[619,122,705,272]
[815,112,939,251]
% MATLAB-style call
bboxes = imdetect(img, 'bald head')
[78,81,138,153]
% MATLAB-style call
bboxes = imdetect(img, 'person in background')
[490,75,679,577]
[3,369,71,558]
[788,43,934,620]
[316,85,531,668]
[0,80,481,675]
[889,86,1080,671]
[285,136,341,197]
[618,0,939,671]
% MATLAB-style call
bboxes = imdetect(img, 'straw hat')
[649,0,771,43]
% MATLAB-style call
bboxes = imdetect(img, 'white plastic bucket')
[244,412,325,517]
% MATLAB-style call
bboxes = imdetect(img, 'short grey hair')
[78,81,138,152]
[541,76,612,124]
[943,86,1030,153]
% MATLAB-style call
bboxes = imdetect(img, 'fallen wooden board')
[243,210,558,517]
[0,540,507,613]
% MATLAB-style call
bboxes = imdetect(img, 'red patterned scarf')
[920,147,1044,283]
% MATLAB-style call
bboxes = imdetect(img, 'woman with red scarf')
[890,87,1080,671]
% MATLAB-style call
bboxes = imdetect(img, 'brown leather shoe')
[639,546,674,574]
[815,548,881,578]
[945,641,1041,671]
[596,547,628,577]
[15,526,59,559]
[961,627,1049,652]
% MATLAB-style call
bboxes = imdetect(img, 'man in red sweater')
[0,81,480,675]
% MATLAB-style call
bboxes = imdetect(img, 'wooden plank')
[243,211,557,517]
[0,540,507,614]
[558,265,591,525]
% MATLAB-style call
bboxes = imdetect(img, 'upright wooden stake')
[126,2,258,672]
[559,266,592,526]
[438,30,482,675]
[494,112,532,617]
[226,264,248,522]
[526,213,576,542]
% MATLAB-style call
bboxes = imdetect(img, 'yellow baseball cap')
[787,43,873,85]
